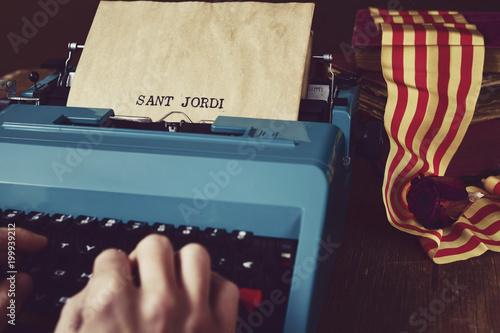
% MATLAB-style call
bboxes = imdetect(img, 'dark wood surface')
[317,157,500,333]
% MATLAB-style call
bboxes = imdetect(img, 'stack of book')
[348,9,500,176]
[353,9,500,73]
[356,70,500,125]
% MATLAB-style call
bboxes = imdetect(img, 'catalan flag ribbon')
[370,8,500,263]
[370,8,468,26]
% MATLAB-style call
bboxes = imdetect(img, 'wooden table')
[317,157,500,333]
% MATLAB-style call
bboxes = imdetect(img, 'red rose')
[406,173,469,229]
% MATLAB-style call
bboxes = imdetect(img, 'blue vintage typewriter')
[0,47,360,333]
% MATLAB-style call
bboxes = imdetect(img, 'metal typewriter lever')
[158,111,194,123]
[310,53,361,168]
[312,54,333,62]
[58,42,84,87]
[29,71,40,92]
[1,74,41,104]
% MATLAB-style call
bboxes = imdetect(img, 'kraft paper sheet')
[68,1,314,122]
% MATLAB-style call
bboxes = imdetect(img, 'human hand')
[55,234,239,333]
[0,227,48,332]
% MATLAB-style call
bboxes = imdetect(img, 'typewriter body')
[0,46,359,333]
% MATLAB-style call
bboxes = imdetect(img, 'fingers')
[0,273,34,332]
[134,236,237,313]
[134,236,239,332]
[177,243,239,332]
[177,243,212,307]
[54,291,83,333]
[0,227,47,253]
[56,249,134,333]
[91,249,131,279]
[86,249,133,308]
[130,234,178,296]
[210,272,239,332]
[54,234,240,333]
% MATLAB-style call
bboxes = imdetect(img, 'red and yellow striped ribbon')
[370,8,500,263]
[370,8,468,26]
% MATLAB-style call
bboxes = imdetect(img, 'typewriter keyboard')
[0,208,297,333]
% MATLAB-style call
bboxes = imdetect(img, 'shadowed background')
[2,0,500,77]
